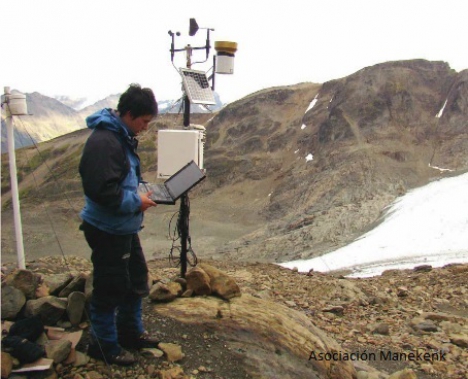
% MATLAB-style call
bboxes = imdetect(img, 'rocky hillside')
[202,59,468,262]
[1,90,224,152]
[1,92,86,152]
[1,59,467,266]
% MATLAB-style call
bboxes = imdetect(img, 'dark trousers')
[80,221,149,353]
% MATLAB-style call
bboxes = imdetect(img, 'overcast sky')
[2,0,468,107]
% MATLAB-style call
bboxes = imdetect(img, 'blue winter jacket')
[79,109,143,234]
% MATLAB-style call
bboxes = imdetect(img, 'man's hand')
[140,192,157,212]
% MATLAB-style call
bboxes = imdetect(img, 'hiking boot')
[88,343,135,366]
[119,330,160,349]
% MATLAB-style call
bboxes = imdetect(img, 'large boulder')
[199,264,241,300]
[42,273,73,296]
[1,285,26,320]
[185,267,211,296]
[58,273,87,297]
[66,291,86,326]
[149,282,183,303]
[154,294,356,379]
[24,296,67,326]
[4,269,40,299]
[45,339,72,364]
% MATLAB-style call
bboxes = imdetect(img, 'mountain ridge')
[1,91,224,152]
[1,59,467,267]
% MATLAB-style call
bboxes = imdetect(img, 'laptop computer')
[138,160,206,205]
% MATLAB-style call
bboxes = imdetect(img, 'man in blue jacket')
[79,84,158,365]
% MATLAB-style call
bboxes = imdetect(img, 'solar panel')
[179,68,216,105]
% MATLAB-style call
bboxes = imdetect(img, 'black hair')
[117,83,158,119]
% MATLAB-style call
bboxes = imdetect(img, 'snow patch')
[305,153,313,162]
[304,94,319,114]
[436,99,448,118]
[281,173,468,277]
[429,164,454,172]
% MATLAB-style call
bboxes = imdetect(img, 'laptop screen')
[165,161,206,200]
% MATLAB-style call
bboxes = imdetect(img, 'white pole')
[5,115,26,269]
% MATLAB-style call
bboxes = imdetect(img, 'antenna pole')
[179,44,193,277]
[4,106,26,269]
[210,55,216,90]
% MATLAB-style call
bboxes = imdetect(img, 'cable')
[166,196,198,269]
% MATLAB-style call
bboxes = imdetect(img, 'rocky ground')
[1,256,467,379]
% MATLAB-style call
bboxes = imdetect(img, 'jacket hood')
[86,108,131,136]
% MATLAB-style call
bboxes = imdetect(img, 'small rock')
[158,342,185,362]
[397,286,409,297]
[413,321,438,333]
[73,351,90,367]
[322,305,344,316]
[413,264,432,272]
[78,321,89,330]
[57,320,72,329]
[1,352,13,379]
[63,348,76,365]
[85,371,104,379]
[146,364,156,376]
[420,363,435,374]
[45,339,72,364]
[450,334,468,348]
[84,272,94,301]
[441,321,463,336]
[140,348,164,358]
[387,368,417,379]
[36,282,50,298]
[422,311,462,322]
[372,322,390,335]
[158,366,184,379]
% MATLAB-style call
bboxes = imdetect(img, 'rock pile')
[149,263,241,302]
[1,260,243,379]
